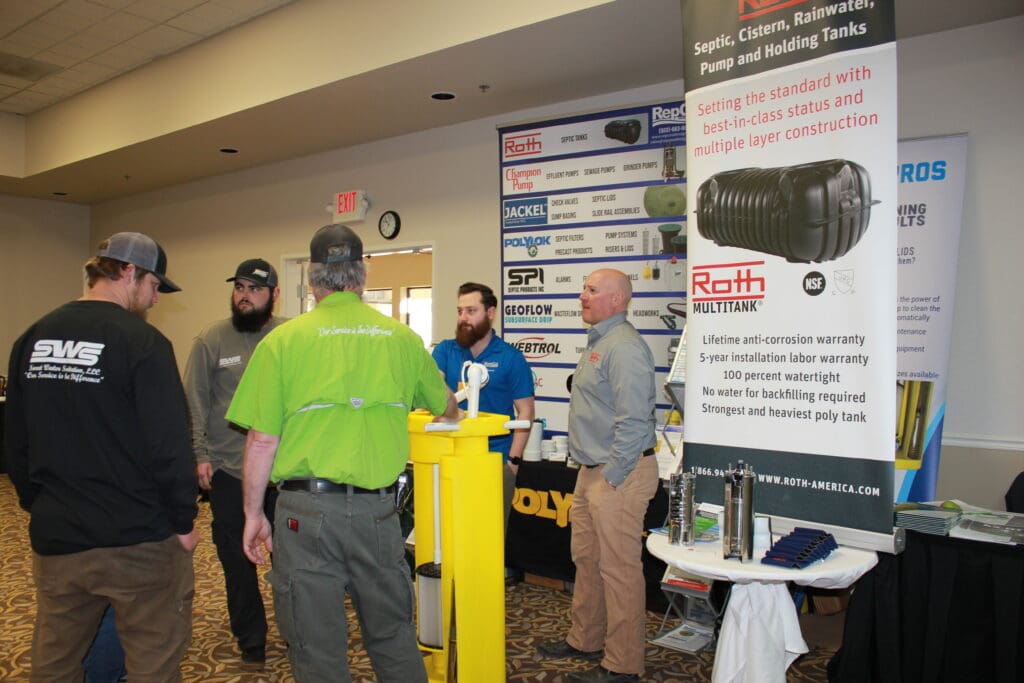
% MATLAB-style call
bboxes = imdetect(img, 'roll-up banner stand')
[894,134,968,503]
[680,0,899,551]
[498,102,688,433]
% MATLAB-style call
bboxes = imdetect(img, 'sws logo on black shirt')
[30,339,106,366]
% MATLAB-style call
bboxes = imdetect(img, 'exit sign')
[333,190,369,222]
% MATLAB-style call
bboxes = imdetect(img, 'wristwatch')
[509,456,523,465]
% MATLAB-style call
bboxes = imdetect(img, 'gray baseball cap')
[97,232,181,293]
[310,224,363,264]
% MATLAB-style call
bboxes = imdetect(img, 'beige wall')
[0,195,90,364]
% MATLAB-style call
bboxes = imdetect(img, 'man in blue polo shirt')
[432,282,535,529]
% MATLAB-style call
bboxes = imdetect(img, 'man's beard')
[455,317,491,348]
[231,297,273,332]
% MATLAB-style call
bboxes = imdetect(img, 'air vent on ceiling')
[0,52,62,82]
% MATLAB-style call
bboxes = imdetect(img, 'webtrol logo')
[511,337,561,360]
[690,261,766,313]
[738,0,810,21]
[30,339,106,366]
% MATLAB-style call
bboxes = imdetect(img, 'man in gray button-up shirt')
[537,269,659,683]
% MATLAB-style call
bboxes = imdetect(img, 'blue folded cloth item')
[760,527,837,569]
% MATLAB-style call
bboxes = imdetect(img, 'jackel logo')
[30,339,105,366]
[690,260,765,314]
[738,0,810,21]
[512,337,561,360]
[512,486,573,527]
[503,197,549,228]
[504,132,543,159]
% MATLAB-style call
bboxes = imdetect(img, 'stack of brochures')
[893,503,961,535]
[948,504,1024,545]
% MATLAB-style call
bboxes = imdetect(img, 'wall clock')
[378,210,401,240]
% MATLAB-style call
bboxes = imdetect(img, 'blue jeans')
[83,605,126,683]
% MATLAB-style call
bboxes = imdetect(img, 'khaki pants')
[31,536,195,683]
[567,456,659,675]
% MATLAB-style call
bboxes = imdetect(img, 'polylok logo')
[690,260,765,314]
[738,0,810,21]
[651,104,685,127]
[504,131,543,160]
[512,337,561,360]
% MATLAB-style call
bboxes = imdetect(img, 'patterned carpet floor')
[0,477,836,681]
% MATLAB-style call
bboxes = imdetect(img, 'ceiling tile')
[166,2,241,36]
[0,73,34,89]
[124,0,206,23]
[90,43,149,70]
[32,50,82,67]
[56,0,119,22]
[78,11,156,43]
[123,24,202,56]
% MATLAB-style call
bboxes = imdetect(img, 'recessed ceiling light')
[220,147,239,154]
[430,92,456,101]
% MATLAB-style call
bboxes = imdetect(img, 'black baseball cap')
[97,232,181,293]
[227,258,278,288]
[310,224,363,264]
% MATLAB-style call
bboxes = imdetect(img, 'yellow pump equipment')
[408,407,528,682]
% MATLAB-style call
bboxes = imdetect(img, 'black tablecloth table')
[828,530,1024,683]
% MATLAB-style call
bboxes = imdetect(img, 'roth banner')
[681,0,898,534]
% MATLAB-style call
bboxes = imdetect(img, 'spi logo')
[651,103,685,128]
[503,198,549,228]
[504,131,543,160]
[690,261,765,313]
[506,267,545,292]
[738,0,810,21]
[30,339,106,366]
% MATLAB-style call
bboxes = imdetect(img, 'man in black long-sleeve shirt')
[6,232,199,683]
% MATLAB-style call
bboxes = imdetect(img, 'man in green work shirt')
[226,224,460,682]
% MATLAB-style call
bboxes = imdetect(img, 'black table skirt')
[829,530,1024,683]
[505,459,670,611]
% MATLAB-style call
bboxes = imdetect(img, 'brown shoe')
[535,639,603,660]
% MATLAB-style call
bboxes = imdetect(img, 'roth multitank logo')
[738,0,809,21]
[690,260,765,314]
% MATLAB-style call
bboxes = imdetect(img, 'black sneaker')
[536,639,603,660]
[240,646,265,669]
